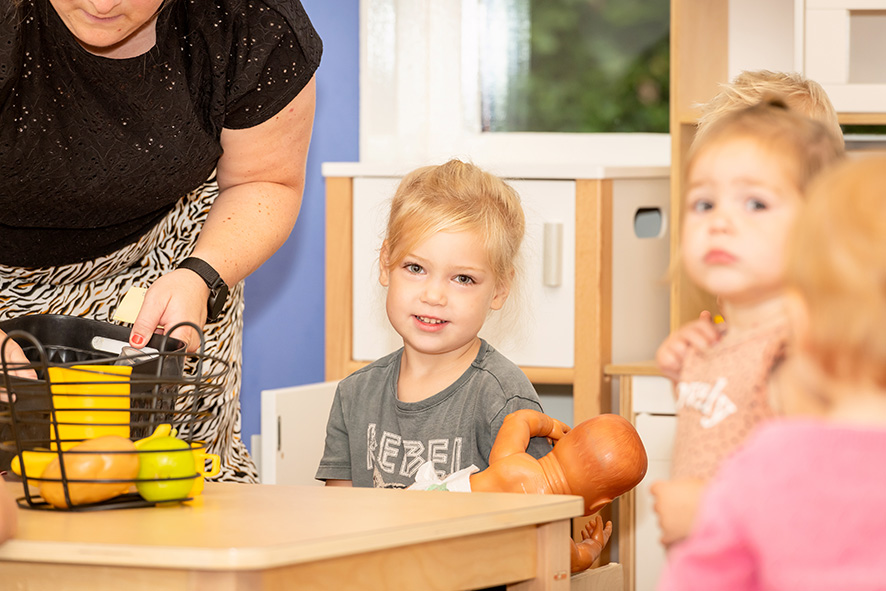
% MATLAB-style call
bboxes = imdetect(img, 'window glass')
[478,0,670,133]
[842,124,886,152]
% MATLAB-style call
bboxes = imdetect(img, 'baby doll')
[411,409,648,572]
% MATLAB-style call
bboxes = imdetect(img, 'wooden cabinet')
[803,1,886,113]
[323,164,670,425]
[670,0,886,329]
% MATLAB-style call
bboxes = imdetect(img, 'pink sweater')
[659,419,886,591]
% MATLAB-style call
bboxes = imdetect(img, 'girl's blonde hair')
[696,70,843,148]
[685,98,845,201]
[785,155,886,391]
[382,159,525,290]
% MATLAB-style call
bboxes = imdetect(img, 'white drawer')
[632,375,675,415]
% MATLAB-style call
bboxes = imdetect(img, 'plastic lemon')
[135,435,196,503]
[133,423,173,449]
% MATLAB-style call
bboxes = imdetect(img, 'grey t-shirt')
[316,340,552,488]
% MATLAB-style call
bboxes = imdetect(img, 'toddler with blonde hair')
[651,99,844,546]
[317,159,550,488]
[657,70,844,382]
[660,154,886,591]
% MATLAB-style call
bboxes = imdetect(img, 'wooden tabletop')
[0,482,583,571]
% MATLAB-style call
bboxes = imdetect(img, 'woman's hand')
[0,328,38,401]
[128,269,209,353]
[0,329,35,375]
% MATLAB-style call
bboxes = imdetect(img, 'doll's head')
[784,156,886,401]
[381,159,525,294]
[552,414,648,515]
[696,70,843,149]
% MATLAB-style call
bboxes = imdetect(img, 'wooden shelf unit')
[669,0,886,330]
[669,0,728,330]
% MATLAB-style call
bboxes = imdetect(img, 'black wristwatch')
[178,257,230,322]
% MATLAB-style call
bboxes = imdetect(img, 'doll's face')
[50,0,164,58]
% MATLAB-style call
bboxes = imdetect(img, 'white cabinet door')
[351,177,576,368]
[634,412,676,591]
[351,177,401,361]
[631,375,676,591]
[260,381,339,486]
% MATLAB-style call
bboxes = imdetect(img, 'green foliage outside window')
[484,0,670,134]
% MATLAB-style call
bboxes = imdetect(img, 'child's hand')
[655,311,723,383]
[650,478,706,547]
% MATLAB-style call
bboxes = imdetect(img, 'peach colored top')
[670,319,786,480]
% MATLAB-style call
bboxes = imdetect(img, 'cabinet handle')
[543,222,563,287]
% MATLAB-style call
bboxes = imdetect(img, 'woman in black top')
[0,0,322,481]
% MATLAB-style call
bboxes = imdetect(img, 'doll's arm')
[489,409,571,464]
[569,514,612,573]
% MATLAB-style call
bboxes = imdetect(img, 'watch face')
[208,284,230,321]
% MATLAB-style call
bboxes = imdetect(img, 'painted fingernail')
[131,334,145,347]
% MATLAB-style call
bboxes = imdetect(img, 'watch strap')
[178,257,229,321]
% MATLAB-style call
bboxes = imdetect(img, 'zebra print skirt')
[0,177,259,483]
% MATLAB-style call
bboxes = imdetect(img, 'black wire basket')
[0,314,228,511]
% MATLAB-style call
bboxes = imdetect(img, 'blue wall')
[240,0,359,450]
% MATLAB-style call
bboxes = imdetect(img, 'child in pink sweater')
[659,155,886,591]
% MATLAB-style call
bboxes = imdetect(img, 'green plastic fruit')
[135,435,196,503]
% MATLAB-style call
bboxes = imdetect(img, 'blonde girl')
[317,160,550,488]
